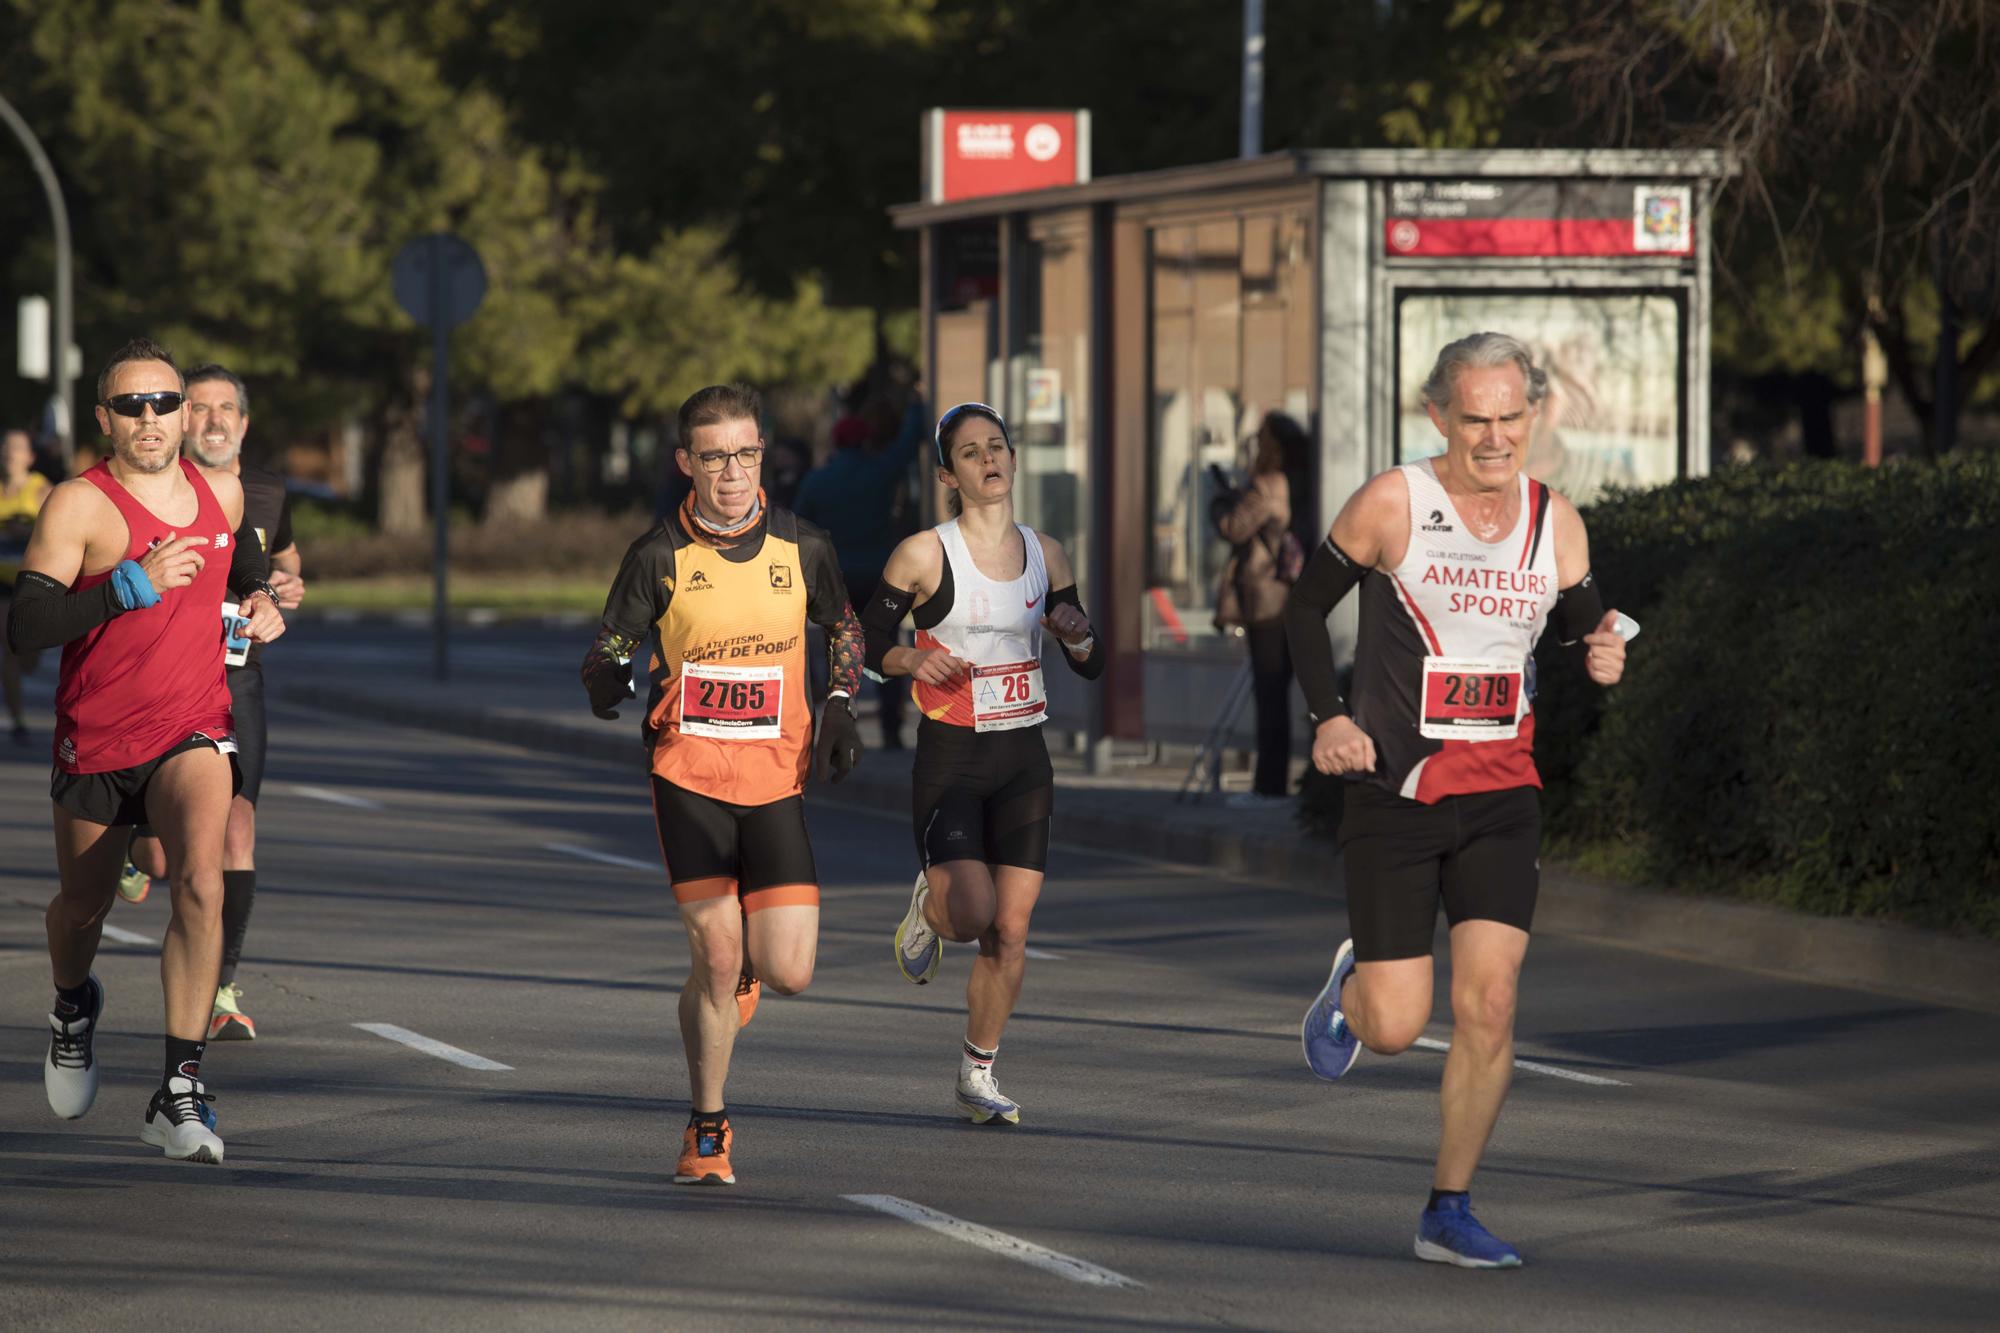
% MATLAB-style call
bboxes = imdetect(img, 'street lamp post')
[0,92,76,467]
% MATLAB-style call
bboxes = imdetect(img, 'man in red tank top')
[4,338,285,1164]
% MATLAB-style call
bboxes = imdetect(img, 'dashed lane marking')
[843,1194,1143,1288]
[1412,1035,1629,1086]
[291,785,386,811]
[542,842,656,873]
[353,1022,513,1071]
[99,924,155,946]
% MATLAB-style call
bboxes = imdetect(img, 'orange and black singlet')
[596,502,851,808]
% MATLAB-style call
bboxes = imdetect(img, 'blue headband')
[933,402,1009,468]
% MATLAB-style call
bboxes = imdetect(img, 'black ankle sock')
[218,870,256,987]
[689,1106,727,1124]
[1428,1189,1468,1211]
[54,979,96,1019]
[165,1036,206,1085]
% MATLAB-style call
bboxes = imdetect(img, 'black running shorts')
[50,731,242,829]
[227,665,268,806]
[910,718,1054,872]
[1337,782,1540,962]
[650,775,819,913]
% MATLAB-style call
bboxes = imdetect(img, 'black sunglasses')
[101,391,186,418]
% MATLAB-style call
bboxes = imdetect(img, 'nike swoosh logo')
[1025,597,1039,608]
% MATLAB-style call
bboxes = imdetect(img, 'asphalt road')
[2,668,1997,1330]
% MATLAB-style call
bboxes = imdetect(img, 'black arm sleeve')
[6,569,126,653]
[860,581,914,679]
[1283,536,1369,726]
[271,492,294,556]
[1044,584,1105,680]
[1547,570,1605,675]
[581,525,673,718]
[227,520,269,599]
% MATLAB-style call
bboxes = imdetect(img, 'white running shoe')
[45,975,103,1120]
[955,1066,1021,1125]
[894,873,942,985]
[140,1076,225,1163]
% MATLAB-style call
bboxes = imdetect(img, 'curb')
[279,680,2000,1015]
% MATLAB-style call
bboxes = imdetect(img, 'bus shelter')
[890,147,1729,758]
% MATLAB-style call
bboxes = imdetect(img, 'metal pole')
[429,240,451,682]
[1240,0,1264,159]
[0,93,76,467]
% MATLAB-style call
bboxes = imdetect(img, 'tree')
[1543,0,2000,456]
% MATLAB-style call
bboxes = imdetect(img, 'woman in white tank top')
[857,402,1104,1125]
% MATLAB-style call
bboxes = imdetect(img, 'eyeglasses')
[687,446,765,474]
[101,391,185,418]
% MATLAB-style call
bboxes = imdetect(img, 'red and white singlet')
[1349,458,1557,803]
[53,459,235,774]
[911,518,1051,732]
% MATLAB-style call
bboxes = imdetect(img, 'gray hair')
[185,362,250,415]
[1420,332,1547,411]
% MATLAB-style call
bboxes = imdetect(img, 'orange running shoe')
[735,972,761,1028]
[675,1117,735,1185]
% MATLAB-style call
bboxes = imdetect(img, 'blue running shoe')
[1414,1195,1522,1268]
[1301,938,1360,1080]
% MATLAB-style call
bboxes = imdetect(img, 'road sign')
[393,234,486,329]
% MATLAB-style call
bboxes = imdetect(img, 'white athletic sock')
[961,1039,996,1081]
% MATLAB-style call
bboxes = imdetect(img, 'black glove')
[814,694,863,784]
[581,630,638,720]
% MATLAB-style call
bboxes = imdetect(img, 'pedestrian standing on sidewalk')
[1210,411,1312,805]
[1286,332,1630,1267]
[2,427,53,743]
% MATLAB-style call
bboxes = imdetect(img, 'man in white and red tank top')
[6,339,285,1165]
[1283,333,1633,1268]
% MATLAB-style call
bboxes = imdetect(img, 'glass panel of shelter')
[1145,206,1314,649]
[1007,211,1093,590]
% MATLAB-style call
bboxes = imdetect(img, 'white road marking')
[1024,946,1064,961]
[99,924,155,946]
[353,1022,513,1071]
[291,785,385,810]
[1412,1035,1628,1087]
[843,1194,1143,1289]
[542,841,656,873]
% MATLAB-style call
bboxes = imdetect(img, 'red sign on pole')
[924,109,1091,204]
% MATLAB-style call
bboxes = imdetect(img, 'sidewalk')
[274,632,2000,1015]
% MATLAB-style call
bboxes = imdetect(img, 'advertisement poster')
[1397,292,1682,503]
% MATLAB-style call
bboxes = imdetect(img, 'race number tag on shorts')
[1419,657,1523,741]
[971,660,1047,733]
[220,601,251,668]
[679,662,783,740]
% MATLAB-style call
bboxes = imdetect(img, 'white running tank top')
[1349,458,1558,803]
[912,518,1051,730]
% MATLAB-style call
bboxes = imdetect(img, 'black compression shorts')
[51,731,242,829]
[1337,782,1540,962]
[650,775,819,913]
[910,718,1054,872]
[226,666,267,805]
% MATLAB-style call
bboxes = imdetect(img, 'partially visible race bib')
[679,661,783,740]
[220,601,251,668]
[971,660,1046,733]
[1419,656,1523,741]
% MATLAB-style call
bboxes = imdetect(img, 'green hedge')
[1304,459,2000,939]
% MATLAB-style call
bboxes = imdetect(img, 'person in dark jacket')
[795,391,926,748]
[1212,411,1312,801]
